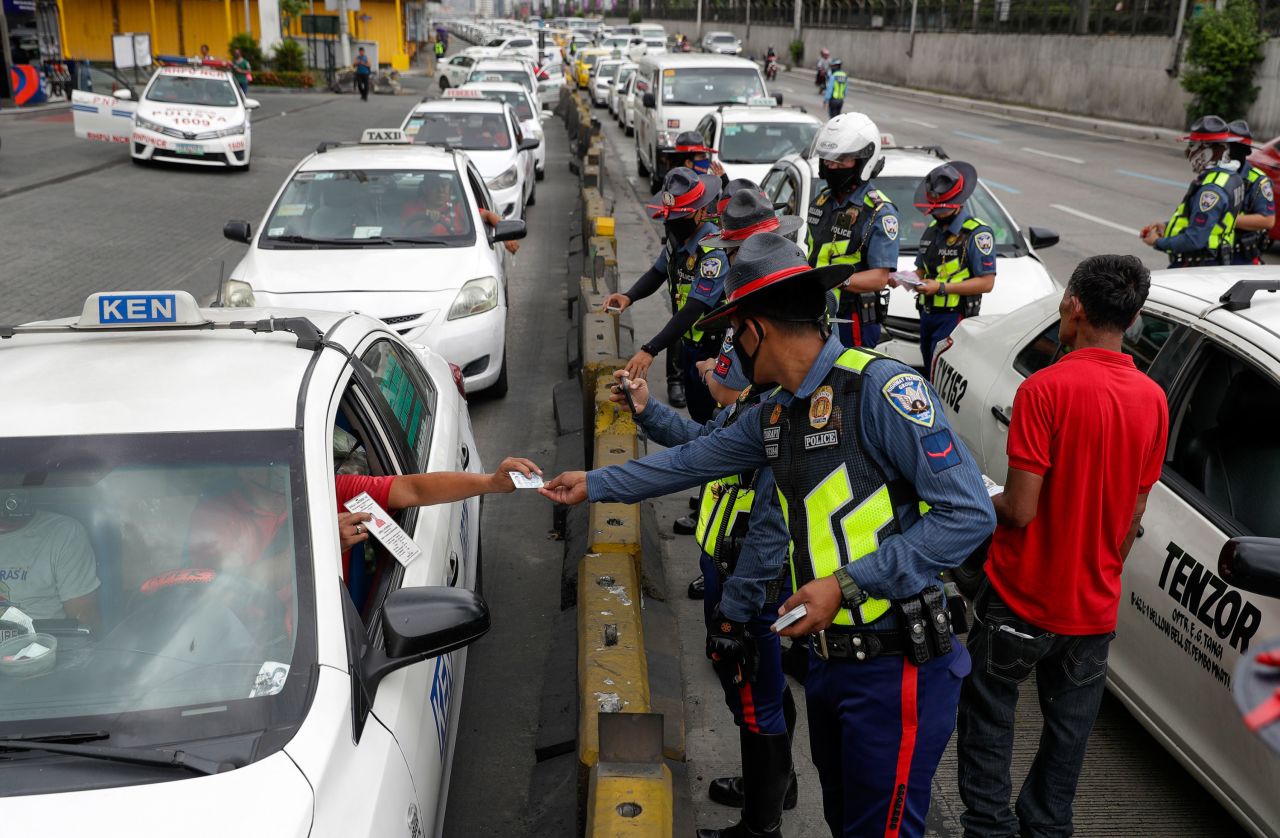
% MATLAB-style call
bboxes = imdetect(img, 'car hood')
[234,240,495,294]
[720,162,774,186]
[137,101,244,130]
[455,148,518,179]
[886,253,1060,320]
[0,751,312,836]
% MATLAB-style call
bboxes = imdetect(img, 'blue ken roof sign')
[79,290,207,328]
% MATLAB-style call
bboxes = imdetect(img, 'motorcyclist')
[765,45,778,80]
[815,47,830,92]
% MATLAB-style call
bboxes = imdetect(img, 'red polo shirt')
[335,474,396,579]
[986,348,1168,634]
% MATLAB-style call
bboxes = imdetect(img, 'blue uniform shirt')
[651,220,720,279]
[635,395,787,622]
[837,181,901,271]
[711,335,751,391]
[914,208,996,277]
[822,70,846,102]
[1241,162,1276,217]
[1155,166,1236,254]
[589,334,995,615]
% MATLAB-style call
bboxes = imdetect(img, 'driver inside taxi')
[0,491,101,630]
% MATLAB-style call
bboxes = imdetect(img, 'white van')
[633,54,773,193]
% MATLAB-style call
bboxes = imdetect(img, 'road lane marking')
[1021,146,1084,165]
[903,118,937,128]
[952,129,1001,144]
[1116,169,1186,188]
[981,178,1021,194]
[1051,203,1140,235]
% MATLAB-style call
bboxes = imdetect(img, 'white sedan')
[609,62,638,118]
[590,58,623,108]
[694,101,819,184]
[72,63,258,168]
[454,83,546,180]
[0,288,489,837]
[222,132,526,394]
[760,145,1062,368]
[933,268,1280,838]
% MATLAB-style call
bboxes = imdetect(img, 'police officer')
[1141,115,1245,268]
[1226,119,1276,265]
[823,59,847,118]
[601,168,729,423]
[901,161,996,373]
[433,36,445,68]
[805,113,900,350]
[664,130,730,186]
[544,233,993,838]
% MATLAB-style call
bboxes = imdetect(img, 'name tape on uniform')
[344,492,423,566]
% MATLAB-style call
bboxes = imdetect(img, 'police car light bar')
[881,133,896,148]
[443,88,486,98]
[360,128,411,144]
[78,291,208,329]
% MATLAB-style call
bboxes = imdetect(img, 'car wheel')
[637,149,648,177]
[536,166,545,182]
[625,121,634,137]
[649,165,662,194]
[439,76,450,91]
[527,178,536,207]
[489,350,509,398]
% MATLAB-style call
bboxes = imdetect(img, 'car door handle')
[448,551,460,587]
[991,405,1012,426]
[461,443,470,469]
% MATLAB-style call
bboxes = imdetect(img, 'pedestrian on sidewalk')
[823,59,846,118]
[354,47,372,101]
[232,49,251,95]
[955,254,1168,838]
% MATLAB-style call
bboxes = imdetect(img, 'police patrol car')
[71,63,258,169]
[932,269,1280,838]
[760,143,1061,367]
[692,100,820,184]
[402,96,539,220]
[452,84,546,181]
[221,129,525,395]
[0,290,489,836]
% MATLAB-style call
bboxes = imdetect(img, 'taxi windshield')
[661,67,765,106]
[0,431,316,765]
[720,121,818,164]
[810,174,1024,254]
[147,74,239,107]
[468,88,533,120]
[469,68,533,91]
[410,111,513,151]
[598,62,620,79]
[261,168,476,247]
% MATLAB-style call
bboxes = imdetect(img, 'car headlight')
[135,116,172,135]
[209,123,246,139]
[448,276,498,320]
[487,164,519,191]
[224,279,256,308]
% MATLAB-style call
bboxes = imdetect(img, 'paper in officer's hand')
[981,474,1004,498]
[890,270,923,288]
[342,492,423,566]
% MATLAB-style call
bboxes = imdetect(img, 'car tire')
[439,76,450,91]
[536,166,545,182]
[527,178,537,207]
[649,165,662,194]
[625,122,634,137]
[489,350,509,398]
[637,150,648,177]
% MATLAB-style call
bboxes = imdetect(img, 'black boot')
[687,574,705,600]
[708,688,799,810]
[696,731,791,837]
[674,516,696,535]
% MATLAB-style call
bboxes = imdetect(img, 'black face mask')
[665,215,699,242]
[730,319,764,384]
[819,160,859,194]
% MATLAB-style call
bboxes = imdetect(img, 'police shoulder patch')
[974,231,994,256]
[815,192,829,207]
[882,373,935,427]
[1263,179,1275,201]
[700,256,724,278]
[685,255,696,269]
[920,429,961,473]
[882,215,899,241]
[1199,189,1220,212]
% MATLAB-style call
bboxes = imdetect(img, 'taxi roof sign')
[360,128,410,144]
[746,96,777,108]
[78,291,207,329]
[443,88,486,98]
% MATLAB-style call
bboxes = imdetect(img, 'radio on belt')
[77,290,208,328]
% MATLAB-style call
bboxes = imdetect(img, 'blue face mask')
[692,158,712,174]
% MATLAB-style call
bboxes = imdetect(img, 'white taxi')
[72,63,258,169]
[0,290,490,836]
[589,58,624,109]
[222,130,526,394]
[609,61,638,119]
[464,58,541,111]
[692,101,820,184]
[760,143,1062,368]
[402,97,539,220]
[453,83,546,180]
[932,269,1280,838]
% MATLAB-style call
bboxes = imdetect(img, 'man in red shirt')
[955,254,1168,838]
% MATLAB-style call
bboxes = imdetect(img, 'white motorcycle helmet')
[812,112,885,184]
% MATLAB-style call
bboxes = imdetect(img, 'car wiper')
[371,236,452,246]
[0,738,232,775]
[0,730,109,744]
[266,234,364,247]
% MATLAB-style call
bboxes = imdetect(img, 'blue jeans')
[956,579,1113,838]
[919,310,963,373]
[836,317,882,350]
[700,552,789,735]
[827,99,845,118]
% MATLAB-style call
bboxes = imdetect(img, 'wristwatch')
[833,566,867,608]
[640,342,658,356]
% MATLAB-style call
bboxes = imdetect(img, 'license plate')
[175,143,204,155]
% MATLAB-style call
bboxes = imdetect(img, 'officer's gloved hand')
[706,606,758,686]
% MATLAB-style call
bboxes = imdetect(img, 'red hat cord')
[915,174,966,211]
[727,265,811,302]
[719,216,781,241]
[648,180,707,218]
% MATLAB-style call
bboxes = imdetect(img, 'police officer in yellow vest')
[1226,119,1276,265]
[805,113,900,350]
[543,232,995,838]
[899,161,996,373]
[823,58,847,118]
[601,168,729,423]
[433,37,445,63]
[1140,115,1245,268]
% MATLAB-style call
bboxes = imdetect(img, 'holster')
[893,587,953,665]
[961,294,983,318]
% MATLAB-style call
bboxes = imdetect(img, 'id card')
[981,474,1003,498]
[343,492,423,566]
[509,472,545,489]
[770,603,808,633]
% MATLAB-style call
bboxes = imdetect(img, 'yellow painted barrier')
[587,763,674,837]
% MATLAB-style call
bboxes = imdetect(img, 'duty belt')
[919,301,963,313]
[809,628,904,661]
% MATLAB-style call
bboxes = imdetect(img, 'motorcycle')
[765,55,778,81]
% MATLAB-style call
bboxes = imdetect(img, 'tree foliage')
[279,0,308,34]
[229,33,264,70]
[628,9,643,23]
[1181,0,1267,124]
[788,38,804,66]
[272,38,307,73]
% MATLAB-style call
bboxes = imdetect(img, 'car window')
[761,168,787,201]
[660,67,764,106]
[359,341,438,472]
[412,111,512,150]
[1166,341,1280,537]
[720,122,819,165]
[775,175,797,216]
[467,162,493,214]
[147,73,239,107]
[260,169,476,247]
[1013,313,1175,379]
[1013,322,1064,378]
[468,87,534,120]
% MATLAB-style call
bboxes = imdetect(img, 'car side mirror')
[1220,537,1280,598]
[492,219,527,242]
[223,219,252,244]
[519,136,541,151]
[1028,226,1059,250]
[114,89,133,101]
[642,92,656,109]
[244,98,261,110]
[774,92,784,105]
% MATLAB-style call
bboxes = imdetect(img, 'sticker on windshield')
[268,227,286,237]
[249,661,290,698]
[723,125,741,136]
[275,203,306,217]
[313,172,335,180]
[353,226,383,239]
[663,69,676,76]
